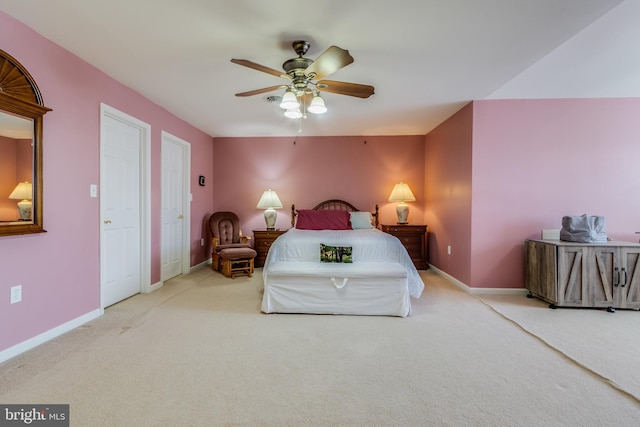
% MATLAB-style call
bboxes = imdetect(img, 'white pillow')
[350,211,373,229]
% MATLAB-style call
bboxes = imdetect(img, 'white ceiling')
[0,0,633,138]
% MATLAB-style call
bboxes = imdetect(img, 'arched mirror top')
[0,49,51,237]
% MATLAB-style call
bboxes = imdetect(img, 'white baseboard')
[428,265,528,296]
[0,308,103,364]
[190,258,211,273]
[148,280,163,293]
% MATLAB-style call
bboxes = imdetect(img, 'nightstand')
[380,224,428,269]
[253,229,288,267]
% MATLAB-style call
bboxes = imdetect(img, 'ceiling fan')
[231,40,374,118]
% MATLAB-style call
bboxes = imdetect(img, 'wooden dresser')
[380,224,428,270]
[253,229,288,267]
[525,239,640,311]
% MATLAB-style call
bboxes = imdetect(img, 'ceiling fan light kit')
[307,93,327,114]
[279,90,300,110]
[232,40,374,120]
[284,108,303,119]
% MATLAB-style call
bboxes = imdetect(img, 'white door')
[161,131,190,281]
[100,104,151,308]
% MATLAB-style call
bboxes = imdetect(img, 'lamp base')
[395,202,409,224]
[17,199,32,221]
[264,208,277,230]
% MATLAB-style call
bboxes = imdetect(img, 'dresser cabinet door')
[524,240,557,302]
[588,247,616,308]
[617,247,640,309]
[556,246,589,307]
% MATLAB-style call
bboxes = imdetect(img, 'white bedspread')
[263,228,424,298]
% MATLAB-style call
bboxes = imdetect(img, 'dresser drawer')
[255,238,277,251]
[396,234,422,248]
[384,226,425,234]
[380,224,428,270]
[253,229,287,267]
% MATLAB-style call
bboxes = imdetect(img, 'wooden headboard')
[291,199,379,227]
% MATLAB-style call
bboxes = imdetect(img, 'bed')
[261,200,425,317]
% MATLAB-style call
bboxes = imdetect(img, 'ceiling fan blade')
[316,80,375,98]
[234,85,286,97]
[230,59,291,79]
[304,46,354,80]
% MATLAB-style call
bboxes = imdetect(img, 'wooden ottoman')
[219,247,257,278]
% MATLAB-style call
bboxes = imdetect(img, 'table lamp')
[388,182,416,224]
[256,189,283,230]
[9,181,33,220]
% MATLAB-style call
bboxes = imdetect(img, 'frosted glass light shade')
[284,108,302,119]
[279,91,300,109]
[307,95,327,114]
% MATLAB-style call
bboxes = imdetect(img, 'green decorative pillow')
[320,244,353,263]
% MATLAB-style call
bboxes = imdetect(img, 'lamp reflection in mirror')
[388,182,416,224]
[256,189,283,230]
[9,181,32,220]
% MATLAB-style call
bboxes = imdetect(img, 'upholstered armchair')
[209,211,257,278]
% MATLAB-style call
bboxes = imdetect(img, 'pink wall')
[211,136,425,236]
[426,98,640,289]
[16,138,32,182]
[0,12,213,353]
[471,98,640,288]
[0,136,19,220]
[424,104,474,285]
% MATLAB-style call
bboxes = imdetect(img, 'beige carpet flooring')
[478,291,640,402]
[1,268,639,426]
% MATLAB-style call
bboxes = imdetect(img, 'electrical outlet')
[447,245,452,255]
[200,238,205,246]
[10,285,22,304]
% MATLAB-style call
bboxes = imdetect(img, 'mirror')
[0,49,51,237]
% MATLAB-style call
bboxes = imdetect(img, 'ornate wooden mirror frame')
[0,49,51,236]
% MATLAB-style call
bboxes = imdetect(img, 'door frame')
[99,103,152,309]
[161,130,191,279]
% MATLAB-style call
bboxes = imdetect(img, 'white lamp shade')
[279,91,300,110]
[9,182,32,200]
[388,182,416,202]
[307,95,327,114]
[256,189,283,209]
